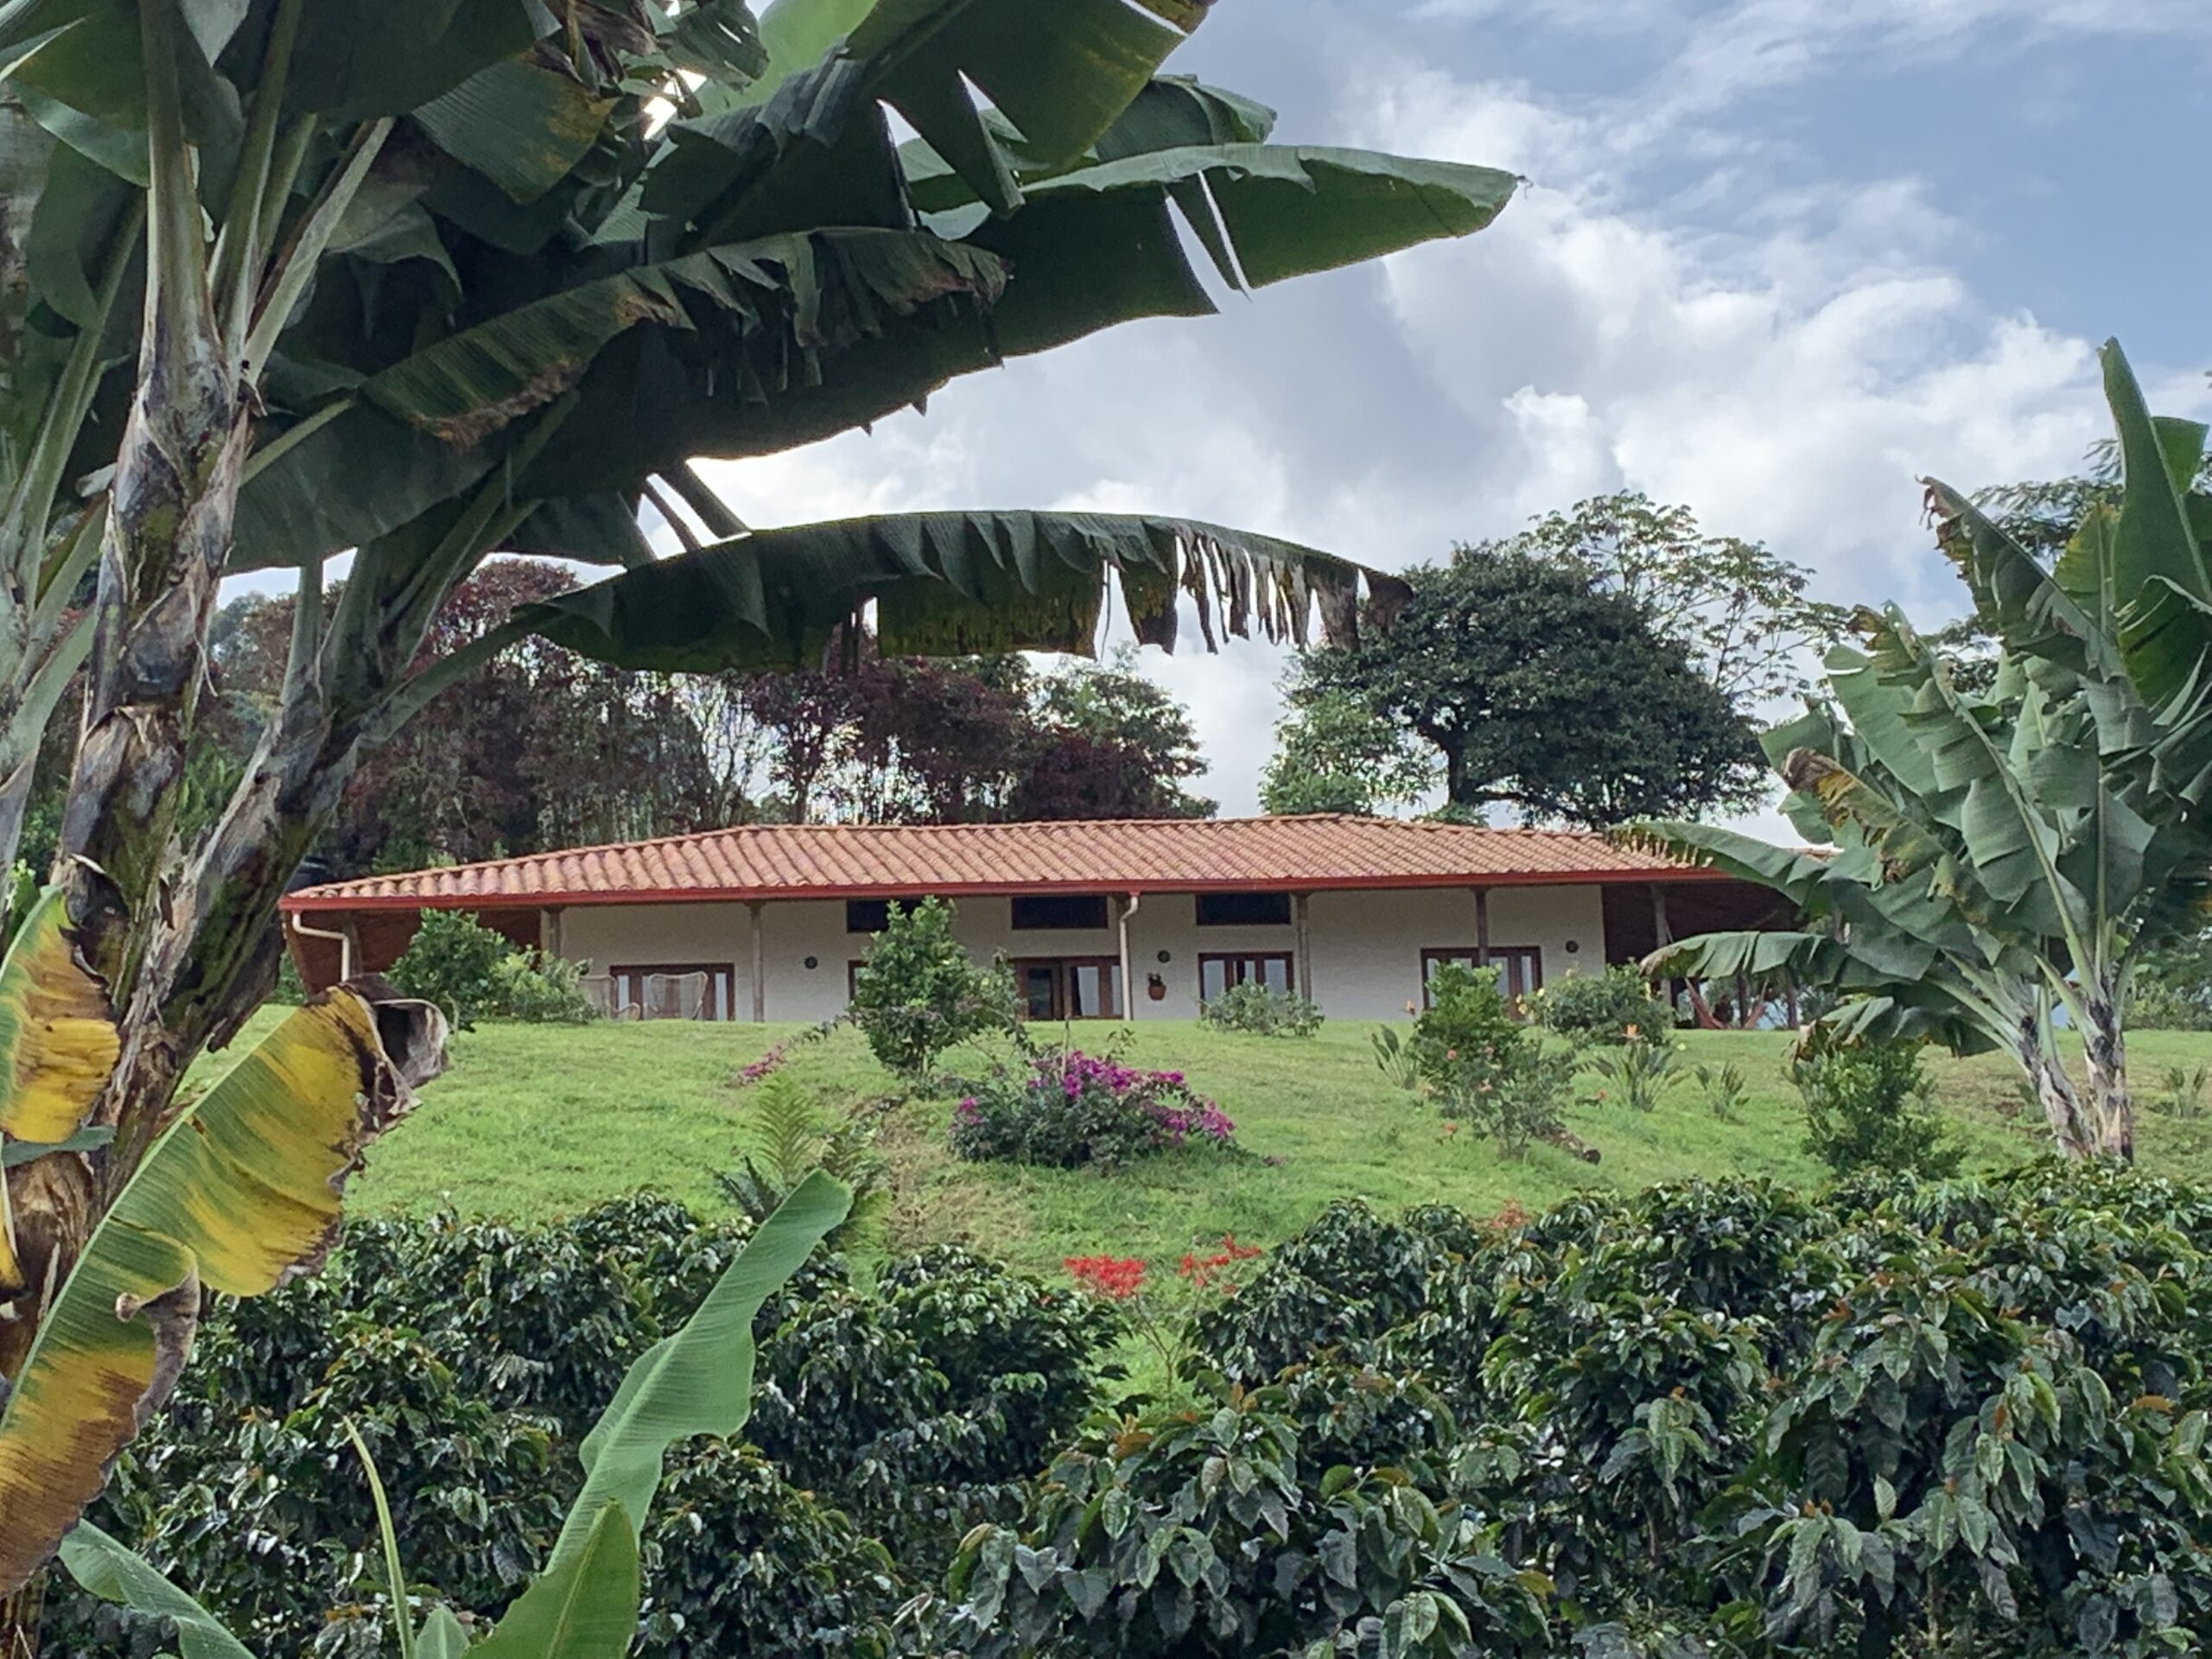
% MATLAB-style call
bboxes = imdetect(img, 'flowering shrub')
[1065,1236,1264,1383]
[948,1047,1236,1168]
[1064,1255,1147,1300]
[1527,964,1673,1045]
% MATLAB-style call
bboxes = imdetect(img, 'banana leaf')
[517,510,1404,673]
[0,987,446,1593]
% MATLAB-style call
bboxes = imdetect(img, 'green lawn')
[207,1012,2212,1285]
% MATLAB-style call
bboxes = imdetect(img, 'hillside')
[212,1015,2212,1284]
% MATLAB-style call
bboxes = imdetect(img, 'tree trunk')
[2017,1016,2094,1160]
[0,22,245,1645]
[2080,982,2133,1162]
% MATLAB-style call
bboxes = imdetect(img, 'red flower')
[1065,1255,1146,1300]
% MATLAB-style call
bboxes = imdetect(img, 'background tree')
[1303,545,1767,827]
[1259,683,1437,816]
[1507,493,1850,708]
[1007,652,1213,821]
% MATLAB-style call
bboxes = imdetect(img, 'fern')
[720,1074,893,1247]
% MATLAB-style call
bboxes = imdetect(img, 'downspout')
[287,911,353,983]
[1118,891,1141,1020]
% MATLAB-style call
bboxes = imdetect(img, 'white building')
[281,816,1783,1023]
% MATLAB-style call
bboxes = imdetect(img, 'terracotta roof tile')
[282,816,1720,912]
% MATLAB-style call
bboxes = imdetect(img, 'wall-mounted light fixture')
[1156,950,1172,964]
[803,956,819,970]
[1563,940,1580,955]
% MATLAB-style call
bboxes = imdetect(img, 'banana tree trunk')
[2016,1012,2094,1160]
[2080,978,2133,1162]
[0,27,245,1650]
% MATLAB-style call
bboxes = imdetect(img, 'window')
[1198,952,1294,1003]
[846,897,927,933]
[1010,893,1110,931]
[609,963,737,1021]
[1194,891,1293,927]
[1421,946,1543,1004]
[1010,957,1123,1020]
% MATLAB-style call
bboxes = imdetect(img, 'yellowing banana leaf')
[0,885,119,1146]
[0,988,447,1594]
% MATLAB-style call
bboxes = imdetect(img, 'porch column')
[1117,892,1141,1020]
[1472,887,1491,967]
[1293,892,1313,1000]
[538,907,563,958]
[747,900,766,1023]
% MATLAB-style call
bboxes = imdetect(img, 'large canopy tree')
[1636,344,2212,1163]
[0,0,1516,1637]
[1297,543,1767,827]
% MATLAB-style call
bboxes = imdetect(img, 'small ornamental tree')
[849,899,1017,1078]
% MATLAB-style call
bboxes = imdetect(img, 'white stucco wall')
[546,883,1611,1025]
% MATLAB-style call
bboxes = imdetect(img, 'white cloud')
[697,5,2207,820]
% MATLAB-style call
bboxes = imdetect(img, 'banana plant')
[1637,345,2212,1163]
[0,8,1514,1643]
[1927,340,2212,819]
[58,1171,853,1658]
[1637,599,2212,1161]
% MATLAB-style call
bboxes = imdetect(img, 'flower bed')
[948,1047,1235,1168]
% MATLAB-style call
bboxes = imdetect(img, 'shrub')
[1689,1058,1749,1120]
[49,1201,1121,1656]
[849,896,1017,1077]
[1408,963,1575,1156]
[386,908,594,1027]
[1097,1170,2212,1652]
[1408,963,1519,1087]
[945,1384,1550,1658]
[947,1046,1235,1168]
[1436,1039,1576,1157]
[1528,965,1673,1045]
[1199,981,1324,1037]
[1789,1036,1963,1179]
[1058,1235,1262,1383]
[1579,1027,1681,1113]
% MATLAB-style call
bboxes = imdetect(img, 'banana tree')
[1638,602,2212,1161]
[1927,340,2212,822]
[59,1171,852,1657]
[0,0,1515,1643]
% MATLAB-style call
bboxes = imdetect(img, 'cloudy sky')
[702,0,2212,817]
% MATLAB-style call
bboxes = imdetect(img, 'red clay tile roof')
[282,816,1724,912]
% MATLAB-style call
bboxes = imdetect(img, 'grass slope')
[241,1014,2212,1285]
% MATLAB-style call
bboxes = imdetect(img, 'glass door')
[1012,958,1123,1020]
